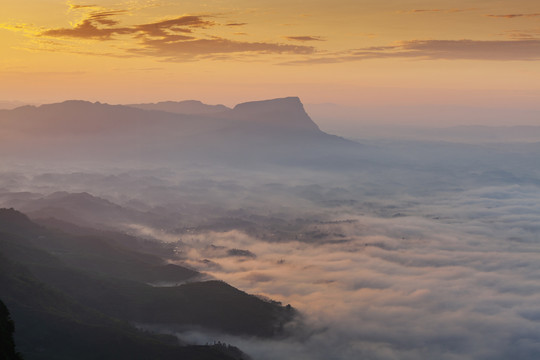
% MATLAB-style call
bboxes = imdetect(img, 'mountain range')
[0,208,295,359]
[0,97,358,167]
[128,100,230,115]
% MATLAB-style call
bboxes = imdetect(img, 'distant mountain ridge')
[0,97,359,167]
[0,190,168,230]
[128,100,230,115]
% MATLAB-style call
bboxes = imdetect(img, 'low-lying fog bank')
[1,133,540,359]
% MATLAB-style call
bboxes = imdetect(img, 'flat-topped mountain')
[228,97,321,132]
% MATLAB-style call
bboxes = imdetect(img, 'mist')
[306,103,540,143]
[129,183,540,360]
[1,98,540,359]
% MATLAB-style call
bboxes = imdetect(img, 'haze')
[1,1,540,360]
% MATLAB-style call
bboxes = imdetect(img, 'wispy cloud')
[41,10,134,39]
[282,39,540,65]
[68,4,97,10]
[486,13,540,19]
[499,28,540,40]
[225,22,247,27]
[404,9,442,13]
[40,12,212,40]
[87,10,127,26]
[11,4,540,64]
[167,183,540,360]
[7,5,315,61]
[130,37,315,61]
[398,39,540,60]
[285,36,325,42]
[401,8,478,14]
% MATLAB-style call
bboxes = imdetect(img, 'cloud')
[134,15,214,37]
[3,151,540,360]
[403,9,444,13]
[401,8,478,14]
[41,19,132,40]
[129,37,315,60]
[398,39,540,60]
[31,6,315,60]
[285,36,325,42]
[154,182,540,360]
[69,4,97,10]
[87,10,127,26]
[486,13,540,19]
[40,13,211,40]
[497,27,540,40]
[282,39,540,64]
[225,22,247,27]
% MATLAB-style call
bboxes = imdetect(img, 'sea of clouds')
[2,161,540,359]
[163,184,540,360]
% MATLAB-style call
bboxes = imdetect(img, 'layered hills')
[0,208,296,359]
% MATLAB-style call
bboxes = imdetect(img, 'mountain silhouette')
[0,97,359,167]
[128,100,230,115]
[0,208,295,359]
[228,97,321,132]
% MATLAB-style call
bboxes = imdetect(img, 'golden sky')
[1,0,540,107]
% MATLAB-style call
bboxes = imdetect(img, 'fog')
[1,100,540,359]
[306,103,540,143]
[134,184,540,360]
[2,141,540,359]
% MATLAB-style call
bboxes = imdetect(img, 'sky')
[1,0,540,109]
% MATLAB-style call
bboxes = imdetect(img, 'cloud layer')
[486,13,540,19]
[283,39,540,64]
[4,3,540,63]
[36,8,314,60]
[2,147,540,360]
[161,184,540,360]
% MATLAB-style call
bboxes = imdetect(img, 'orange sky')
[1,0,540,108]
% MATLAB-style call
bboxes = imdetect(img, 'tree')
[0,300,24,360]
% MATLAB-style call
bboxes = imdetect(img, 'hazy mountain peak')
[0,96,357,167]
[231,96,320,132]
[232,96,302,112]
[47,100,102,108]
[128,100,230,115]
[0,208,32,225]
[46,191,100,201]
[0,100,34,110]
[41,192,122,211]
[7,100,112,114]
[0,207,40,234]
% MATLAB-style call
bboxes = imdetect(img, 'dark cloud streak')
[285,36,325,42]
[226,22,247,27]
[486,13,540,19]
[402,8,478,14]
[69,4,97,9]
